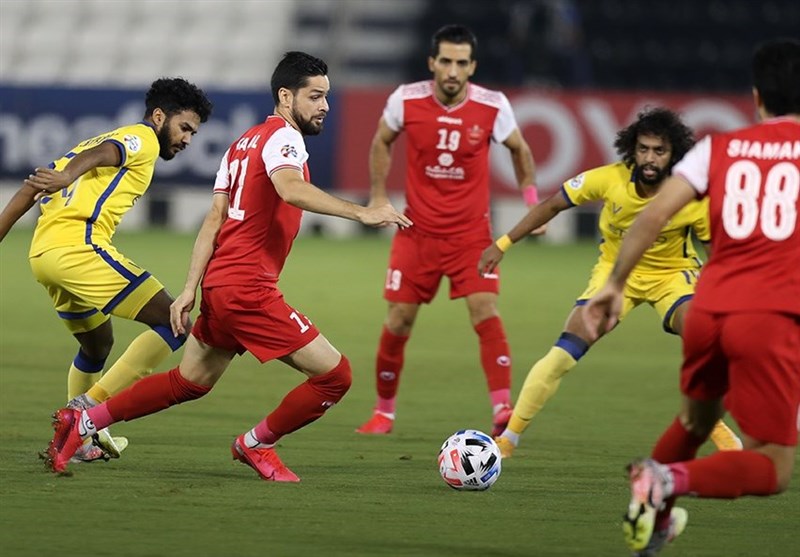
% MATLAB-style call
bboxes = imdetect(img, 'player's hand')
[367,195,391,209]
[358,203,413,229]
[24,168,74,197]
[170,290,196,337]
[478,244,504,276]
[581,283,623,341]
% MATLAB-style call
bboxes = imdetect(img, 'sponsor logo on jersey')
[281,144,298,158]
[467,124,484,145]
[425,165,466,180]
[437,115,463,125]
[438,153,454,167]
[568,173,585,189]
[123,134,141,153]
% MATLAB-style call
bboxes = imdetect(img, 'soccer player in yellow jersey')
[0,78,212,461]
[478,107,742,461]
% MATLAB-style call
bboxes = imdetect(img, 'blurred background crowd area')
[0,0,797,239]
[2,0,796,90]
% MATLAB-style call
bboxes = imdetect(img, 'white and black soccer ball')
[437,429,502,491]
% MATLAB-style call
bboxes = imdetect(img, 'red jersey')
[383,81,518,237]
[202,116,309,288]
[673,117,800,315]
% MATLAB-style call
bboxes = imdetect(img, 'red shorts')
[681,308,800,446]
[383,227,499,303]
[192,284,320,363]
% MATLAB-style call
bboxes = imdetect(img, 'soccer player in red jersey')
[43,51,412,481]
[356,25,541,437]
[584,38,800,555]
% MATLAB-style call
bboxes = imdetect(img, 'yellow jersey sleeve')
[30,122,159,256]
[688,197,711,243]
[563,161,705,273]
[561,163,630,206]
[70,123,159,171]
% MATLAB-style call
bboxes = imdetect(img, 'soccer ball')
[438,429,502,491]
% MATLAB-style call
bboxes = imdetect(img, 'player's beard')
[292,103,324,136]
[638,164,669,186]
[438,75,466,101]
[157,117,178,160]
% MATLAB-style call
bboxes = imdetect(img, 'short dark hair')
[752,38,800,117]
[144,77,212,122]
[430,24,477,60]
[614,107,695,170]
[270,51,328,105]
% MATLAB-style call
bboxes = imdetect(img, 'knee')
[331,356,353,393]
[385,307,416,335]
[80,339,114,361]
[170,367,213,402]
[152,324,187,352]
[680,415,716,440]
[774,472,793,494]
[314,356,352,400]
[760,447,796,494]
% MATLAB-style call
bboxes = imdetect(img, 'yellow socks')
[507,346,578,435]
[88,329,172,402]
[710,420,743,451]
[67,366,101,401]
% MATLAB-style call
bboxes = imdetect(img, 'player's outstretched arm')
[0,183,41,242]
[367,118,400,208]
[27,142,122,195]
[271,167,412,229]
[0,142,122,243]
[478,192,569,275]
[170,193,229,336]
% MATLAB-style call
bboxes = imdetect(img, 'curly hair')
[144,77,213,122]
[614,107,695,170]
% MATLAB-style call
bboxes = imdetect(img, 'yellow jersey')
[30,122,160,257]
[562,162,710,272]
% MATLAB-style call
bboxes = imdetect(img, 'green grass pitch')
[0,230,797,556]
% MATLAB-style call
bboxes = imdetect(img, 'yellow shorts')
[29,244,165,334]
[576,263,699,334]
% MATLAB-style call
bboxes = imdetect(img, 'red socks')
[375,326,409,401]
[649,417,705,530]
[674,450,778,498]
[93,367,211,427]
[261,356,352,440]
[652,417,778,498]
[652,417,705,463]
[371,318,510,411]
[647,417,779,530]
[474,316,512,392]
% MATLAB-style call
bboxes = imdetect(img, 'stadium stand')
[0,0,425,88]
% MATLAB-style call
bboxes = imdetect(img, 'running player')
[43,51,411,480]
[481,107,742,458]
[584,38,799,555]
[0,78,212,461]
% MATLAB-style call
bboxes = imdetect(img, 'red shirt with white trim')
[384,81,518,236]
[673,117,800,315]
[203,115,309,287]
